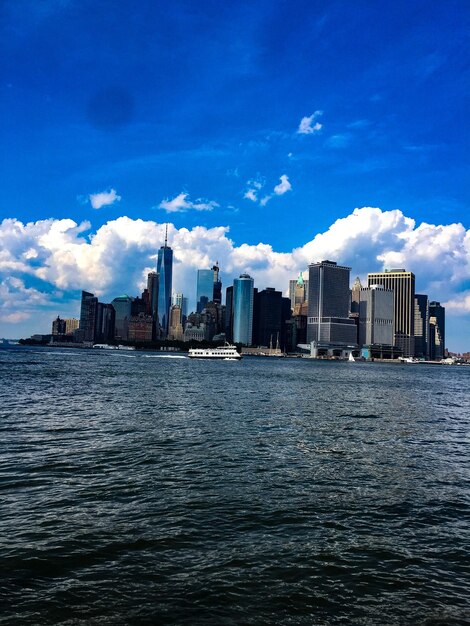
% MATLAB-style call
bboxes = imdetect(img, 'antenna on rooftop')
[164,223,168,247]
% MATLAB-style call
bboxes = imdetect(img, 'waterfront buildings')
[111,295,133,341]
[414,294,430,359]
[156,227,173,337]
[367,269,415,358]
[232,274,254,345]
[128,312,153,343]
[358,285,394,348]
[429,301,445,360]
[307,260,357,348]
[51,316,66,335]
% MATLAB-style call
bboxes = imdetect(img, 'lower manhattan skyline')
[0,0,469,351]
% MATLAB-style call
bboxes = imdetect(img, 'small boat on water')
[188,345,242,360]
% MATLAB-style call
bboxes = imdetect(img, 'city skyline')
[0,1,469,350]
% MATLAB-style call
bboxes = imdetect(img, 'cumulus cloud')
[274,174,292,196]
[158,192,219,213]
[89,188,121,209]
[297,111,323,135]
[1,208,470,347]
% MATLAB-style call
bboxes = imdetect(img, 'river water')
[1,346,469,625]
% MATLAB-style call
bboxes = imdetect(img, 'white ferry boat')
[188,345,242,360]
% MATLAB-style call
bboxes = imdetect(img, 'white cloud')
[158,192,219,213]
[1,208,470,349]
[297,111,323,135]
[274,174,292,196]
[89,188,121,209]
[256,174,292,206]
[244,188,258,202]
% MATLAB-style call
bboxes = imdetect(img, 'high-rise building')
[168,305,184,341]
[414,294,429,359]
[79,291,115,343]
[147,272,159,323]
[358,285,394,347]
[289,272,309,310]
[128,313,153,343]
[307,260,357,346]
[232,274,254,345]
[367,269,415,357]
[64,318,79,335]
[429,301,445,360]
[196,269,214,313]
[111,295,133,341]
[225,285,233,341]
[212,263,222,305]
[52,316,66,335]
[253,288,282,347]
[79,290,98,342]
[156,226,173,337]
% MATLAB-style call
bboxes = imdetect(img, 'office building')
[429,301,445,360]
[307,260,357,347]
[64,318,79,335]
[367,269,415,357]
[196,263,222,312]
[212,263,222,305]
[289,272,309,310]
[156,226,173,337]
[128,313,153,343]
[232,274,254,345]
[52,316,66,335]
[196,269,214,313]
[79,290,98,342]
[358,285,394,347]
[225,285,233,341]
[111,295,133,341]
[414,294,429,359]
[253,288,282,347]
[168,305,184,341]
[147,272,159,324]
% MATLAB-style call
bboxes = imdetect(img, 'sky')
[1,0,469,351]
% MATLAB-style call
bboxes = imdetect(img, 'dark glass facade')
[156,243,173,337]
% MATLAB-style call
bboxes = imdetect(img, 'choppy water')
[1,346,469,625]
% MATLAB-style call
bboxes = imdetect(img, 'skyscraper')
[358,285,394,347]
[156,226,173,338]
[429,301,445,360]
[289,272,309,310]
[232,274,254,345]
[414,294,429,359]
[111,295,133,341]
[79,290,98,342]
[367,269,415,357]
[212,263,222,305]
[196,269,214,313]
[307,260,357,346]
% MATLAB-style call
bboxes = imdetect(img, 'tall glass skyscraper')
[156,228,173,338]
[196,269,214,313]
[232,273,254,345]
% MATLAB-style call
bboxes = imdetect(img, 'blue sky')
[1,0,469,350]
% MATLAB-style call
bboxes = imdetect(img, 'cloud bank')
[1,207,469,348]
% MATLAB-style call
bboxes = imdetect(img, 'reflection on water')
[1,347,469,625]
